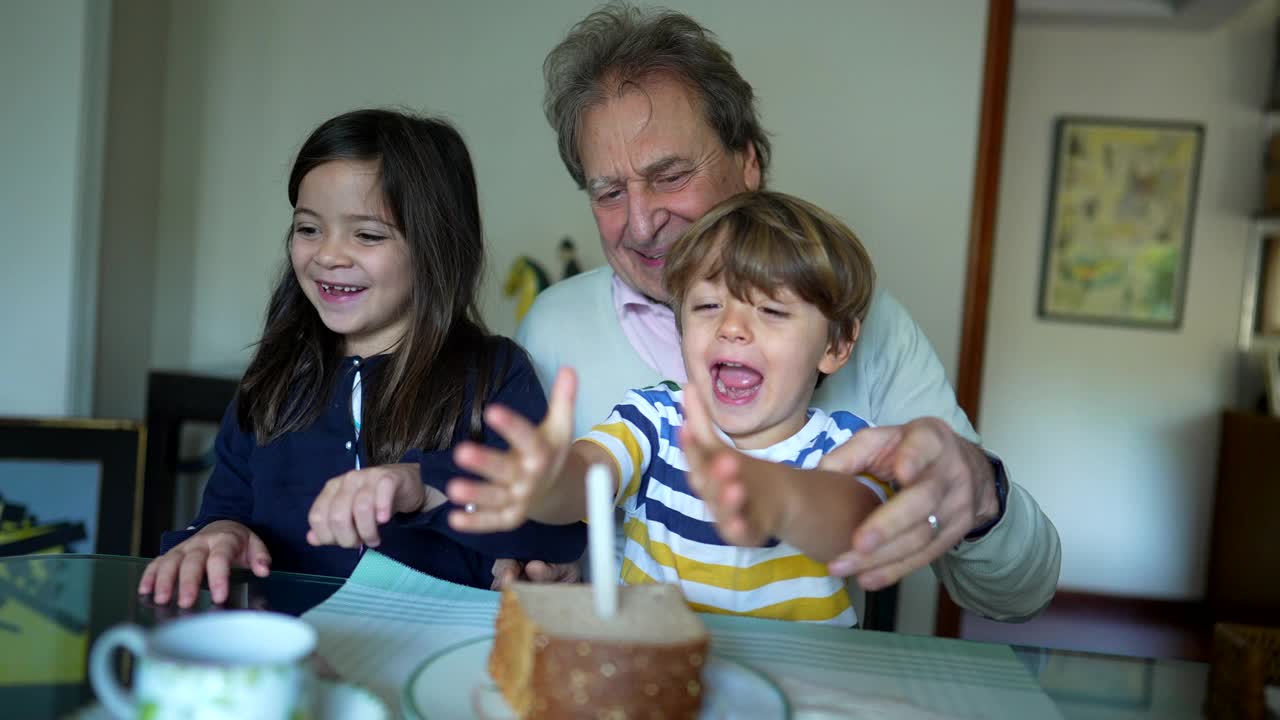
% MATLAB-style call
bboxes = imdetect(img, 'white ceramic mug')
[88,610,317,720]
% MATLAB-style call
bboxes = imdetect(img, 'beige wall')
[90,0,989,632]
[982,1,1276,598]
[103,0,988,379]
[94,0,169,420]
[0,0,110,417]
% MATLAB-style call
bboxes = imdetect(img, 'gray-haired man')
[508,3,1059,622]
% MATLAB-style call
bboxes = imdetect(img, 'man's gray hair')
[543,2,772,190]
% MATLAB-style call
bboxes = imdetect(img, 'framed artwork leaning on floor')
[0,418,145,557]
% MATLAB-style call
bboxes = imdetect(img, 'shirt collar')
[611,273,675,316]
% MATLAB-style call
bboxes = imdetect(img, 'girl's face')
[290,159,413,358]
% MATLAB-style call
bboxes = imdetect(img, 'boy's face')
[679,276,853,450]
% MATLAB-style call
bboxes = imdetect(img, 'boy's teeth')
[716,377,727,394]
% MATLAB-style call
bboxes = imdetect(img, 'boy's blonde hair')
[664,191,875,350]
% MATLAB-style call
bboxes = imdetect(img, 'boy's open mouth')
[711,360,764,405]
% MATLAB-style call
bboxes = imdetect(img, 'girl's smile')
[290,159,412,357]
[315,280,369,303]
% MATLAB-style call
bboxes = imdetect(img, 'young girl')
[139,109,584,608]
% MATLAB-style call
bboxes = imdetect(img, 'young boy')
[447,191,890,626]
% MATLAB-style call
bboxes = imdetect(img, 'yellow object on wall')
[503,256,552,325]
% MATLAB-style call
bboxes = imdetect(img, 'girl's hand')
[307,463,440,548]
[137,520,271,608]
[446,367,578,532]
[490,558,581,590]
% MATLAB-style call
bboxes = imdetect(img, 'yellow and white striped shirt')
[583,382,892,626]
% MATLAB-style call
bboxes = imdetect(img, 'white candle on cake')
[585,463,617,618]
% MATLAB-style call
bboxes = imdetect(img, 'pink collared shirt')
[611,273,689,383]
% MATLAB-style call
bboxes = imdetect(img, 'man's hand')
[446,367,577,532]
[137,520,270,608]
[821,418,998,589]
[489,558,582,590]
[306,463,432,548]
[680,386,782,547]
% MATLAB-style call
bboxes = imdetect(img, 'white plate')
[67,677,389,720]
[402,635,791,719]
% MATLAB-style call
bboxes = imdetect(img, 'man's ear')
[741,141,762,191]
[818,318,859,375]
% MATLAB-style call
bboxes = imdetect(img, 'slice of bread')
[489,582,709,719]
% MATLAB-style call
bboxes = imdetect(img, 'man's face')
[578,74,761,302]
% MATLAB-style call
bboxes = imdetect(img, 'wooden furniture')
[139,371,237,558]
[1206,410,1280,625]
[1206,622,1280,720]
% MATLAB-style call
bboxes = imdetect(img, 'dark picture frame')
[0,419,146,556]
[1264,348,1280,417]
[1038,117,1204,330]
[140,370,238,558]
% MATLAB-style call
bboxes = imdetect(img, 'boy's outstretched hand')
[446,367,578,532]
[680,386,783,547]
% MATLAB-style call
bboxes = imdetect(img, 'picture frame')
[1264,348,1280,417]
[141,370,237,557]
[1257,235,1280,336]
[0,418,146,557]
[1038,117,1204,330]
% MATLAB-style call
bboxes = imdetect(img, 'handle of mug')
[89,624,146,719]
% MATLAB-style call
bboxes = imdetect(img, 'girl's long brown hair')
[237,109,504,462]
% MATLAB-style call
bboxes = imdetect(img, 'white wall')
[128,0,986,378]
[0,0,110,417]
[982,1,1276,598]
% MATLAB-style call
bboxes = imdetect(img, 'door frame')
[934,0,1015,638]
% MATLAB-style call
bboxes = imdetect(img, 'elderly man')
[511,4,1059,621]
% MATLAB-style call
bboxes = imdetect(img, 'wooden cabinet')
[1207,410,1280,624]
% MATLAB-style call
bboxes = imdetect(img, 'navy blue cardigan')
[161,339,585,588]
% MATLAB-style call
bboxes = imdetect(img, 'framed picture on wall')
[1258,236,1280,335]
[1038,117,1204,329]
[1264,348,1280,417]
[0,418,145,557]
